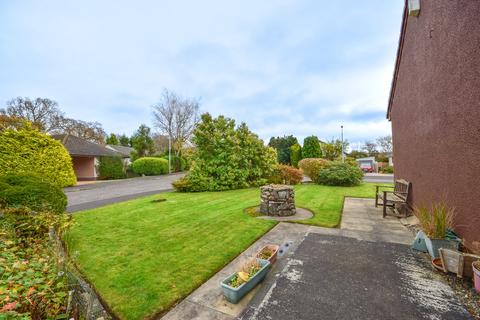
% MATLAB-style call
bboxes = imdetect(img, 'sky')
[0,0,404,148]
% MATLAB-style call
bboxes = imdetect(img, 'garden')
[0,113,386,319]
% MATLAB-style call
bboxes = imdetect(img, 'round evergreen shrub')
[298,158,330,181]
[98,156,125,179]
[132,157,168,176]
[0,175,67,213]
[315,162,364,186]
[0,127,76,187]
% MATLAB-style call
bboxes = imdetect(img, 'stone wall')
[260,184,296,216]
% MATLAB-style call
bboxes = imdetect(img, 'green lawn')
[66,183,382,319]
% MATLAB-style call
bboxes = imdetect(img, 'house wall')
[72,156,96,181]
[390,1,480,245]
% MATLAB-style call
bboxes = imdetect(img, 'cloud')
[0,0,403,145]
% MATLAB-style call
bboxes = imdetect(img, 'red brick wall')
[390,0,480,245]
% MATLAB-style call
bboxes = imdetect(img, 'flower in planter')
[228,260,262,288]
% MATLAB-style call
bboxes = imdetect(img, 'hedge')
[132,157,168,175]
[98,156,125,179]
[0,127,76,187]
[0,175,67,214]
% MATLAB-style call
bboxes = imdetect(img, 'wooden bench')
[375,179,411,218]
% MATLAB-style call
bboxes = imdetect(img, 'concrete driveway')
[64,173,185,212]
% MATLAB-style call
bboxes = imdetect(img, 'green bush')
[132,157,168,176]
[298,158,330,181]
[98,156,125,179]
[315,162,364,186]
[0,126,76,187]
[302,136,322,158]
[0,175,67,214]
[160,155,187,172]
[269,165,303,185]
[290,144,302,168]
[174,114,277,192]
[381,165,394,173]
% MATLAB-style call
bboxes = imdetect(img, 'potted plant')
[415,202,457,258]
[256,245,279,264]
[220,259,270,304]
[473,261,480,293]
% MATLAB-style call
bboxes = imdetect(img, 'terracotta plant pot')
[256,245,280,264]
[431,258,444,272]
[473,261,480,293]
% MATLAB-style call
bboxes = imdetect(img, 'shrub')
[98,156,125,179]
[0,126,76,187]
[172,176,193,192]
[160,155,187,172]
[0,208,71,318]
[269,165,303,185]
[302,136,322,158]
[132,157,168,175]
[0,175,67,214]
[298,158,330,181]
[315,162,364,186]
[290,143,302,168]
[174,114,277,192]
[381,165,394,174]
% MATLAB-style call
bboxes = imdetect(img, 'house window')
[408,0,421,17]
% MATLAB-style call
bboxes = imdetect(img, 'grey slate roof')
[51,134,121,157]
[106,145,134,158]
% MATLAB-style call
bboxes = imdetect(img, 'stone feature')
[260,184,296,216]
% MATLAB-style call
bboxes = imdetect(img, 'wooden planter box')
[438,248,480,279]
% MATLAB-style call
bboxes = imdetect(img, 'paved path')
[64,173,184,212]
[162,198,471,320]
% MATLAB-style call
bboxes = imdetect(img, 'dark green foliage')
[0,175,67,213]
[132,157,168,175]
[118,134,131,146]
[302,136,322,158]
[98,156,125,179]
[0,126,76,187]
[290,143,302,168]
[106,133,119,145]
[268,135,298,164]
[131,124,155,158]
[175,114,277,192]
[160,155,187,172]
[316,162,364,186]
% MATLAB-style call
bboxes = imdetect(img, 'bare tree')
[376,135,393,153]
[362,141,378,156]
[54,118,106,144]
[152,89,200,156]
[0,97,64,132]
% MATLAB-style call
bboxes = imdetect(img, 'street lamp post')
[341,125,345,163]
[168,134,172,174]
